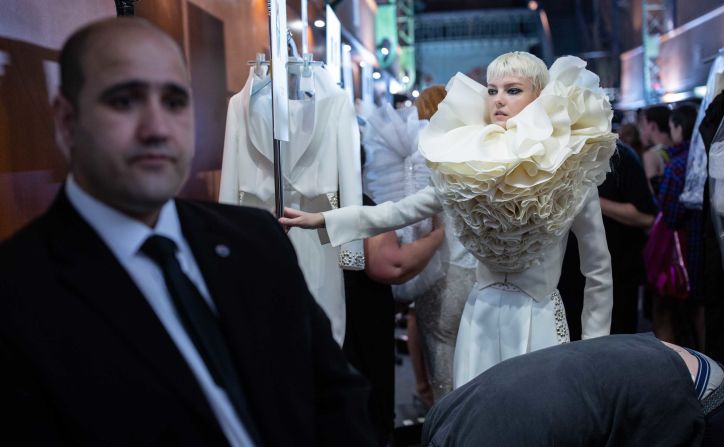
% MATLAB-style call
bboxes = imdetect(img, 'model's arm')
[364,226,445,284]
[280,186,443,247]
[599,199,655,228]
[334,98,366,270]
[571,187,613,339]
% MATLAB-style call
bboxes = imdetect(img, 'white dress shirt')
[66,176,255,447]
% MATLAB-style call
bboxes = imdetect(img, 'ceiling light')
[314,19,325,28]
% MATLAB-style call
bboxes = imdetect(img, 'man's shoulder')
[177,199,274,223]
[175,199,284,240]
[0,212,49,260]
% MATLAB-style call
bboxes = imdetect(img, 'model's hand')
[279,207,326,229]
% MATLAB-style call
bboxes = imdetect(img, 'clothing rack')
[246,0,325,217]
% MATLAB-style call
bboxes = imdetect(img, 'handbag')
[643,213,690,300]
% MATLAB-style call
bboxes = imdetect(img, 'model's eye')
[508,88,522,95]
[487,88,498,96]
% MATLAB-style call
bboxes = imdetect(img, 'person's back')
[423,334,716,447]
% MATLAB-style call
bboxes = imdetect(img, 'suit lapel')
[176,200,274,445]
[45,193,221,433]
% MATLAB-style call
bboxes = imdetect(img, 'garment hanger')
[247,53,271,96]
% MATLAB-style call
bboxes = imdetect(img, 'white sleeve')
[571,187,613,339]
[335,96,366,270]
[320,186,443,247]
[219,96,240,205]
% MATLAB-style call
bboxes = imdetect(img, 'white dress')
[320,56,617,386]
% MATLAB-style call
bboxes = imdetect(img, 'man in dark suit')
[0,17,375,446]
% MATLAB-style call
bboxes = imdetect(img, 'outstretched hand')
[278,207,326,229]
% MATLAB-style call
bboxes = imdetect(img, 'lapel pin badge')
[215,244,231,258]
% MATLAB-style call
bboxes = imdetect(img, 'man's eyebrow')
[99,80,148,99]
[99,81,190,98]
[164,83,190,97]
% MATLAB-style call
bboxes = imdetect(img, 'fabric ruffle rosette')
[419,56,617,272]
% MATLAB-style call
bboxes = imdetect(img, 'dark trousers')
[342,269,395,446]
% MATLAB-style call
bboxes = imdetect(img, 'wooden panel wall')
[0,0,115,240]
[0,0,282,240]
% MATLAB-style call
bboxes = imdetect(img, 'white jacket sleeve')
[335,95,366,270]
[219,95,241,205]
[571,187,613,339]
[321,186,443,247]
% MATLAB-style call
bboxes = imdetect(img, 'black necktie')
[140,235,251,425]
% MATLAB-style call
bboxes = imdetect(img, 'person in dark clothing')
[558,142,656,338]
[342,267,395,446]
[699,90,724,362]
[656,104,704,347]
[343,192,445,445]
[0,18,376,446]
[422,334,724,447]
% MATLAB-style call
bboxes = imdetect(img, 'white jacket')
[219,66,365,271]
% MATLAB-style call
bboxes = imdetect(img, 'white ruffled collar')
[417,56,617,272]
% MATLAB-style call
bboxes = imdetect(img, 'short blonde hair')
[486,51,549,93]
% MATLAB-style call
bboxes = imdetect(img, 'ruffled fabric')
[419,56,617,272]
[362,104,445,300]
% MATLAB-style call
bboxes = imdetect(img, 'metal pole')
[268,1,285,218]
[114,0,136,16]
[301,0,309,55]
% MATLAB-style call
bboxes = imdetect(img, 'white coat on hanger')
[219,65,365,345]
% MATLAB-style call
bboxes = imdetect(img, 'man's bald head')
[59,17,186,106]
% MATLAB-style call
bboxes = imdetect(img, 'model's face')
[669,119,683,145]
[486,75,538,128]
[55,28,194,224]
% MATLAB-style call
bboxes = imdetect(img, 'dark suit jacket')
[0,191,376,446]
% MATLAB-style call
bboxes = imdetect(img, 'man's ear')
[53,94,76,162]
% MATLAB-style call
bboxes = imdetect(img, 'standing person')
[640,105,674,196]
[0,18,376,446]
[281,52,616,387]
[619,122,645,158]
[411,86,477,400]
[361,86,478,402]
[655,104,705,349]
[558,142,656,337]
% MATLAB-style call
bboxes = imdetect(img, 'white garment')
[219,66,364,345]
[321,56,615,386]
[362,104,444,301]
[66,176,255,447]
[681,49,724,209]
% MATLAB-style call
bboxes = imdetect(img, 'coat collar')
[244,66,337,174]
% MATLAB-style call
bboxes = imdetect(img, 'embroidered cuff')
[339,241,365,270]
